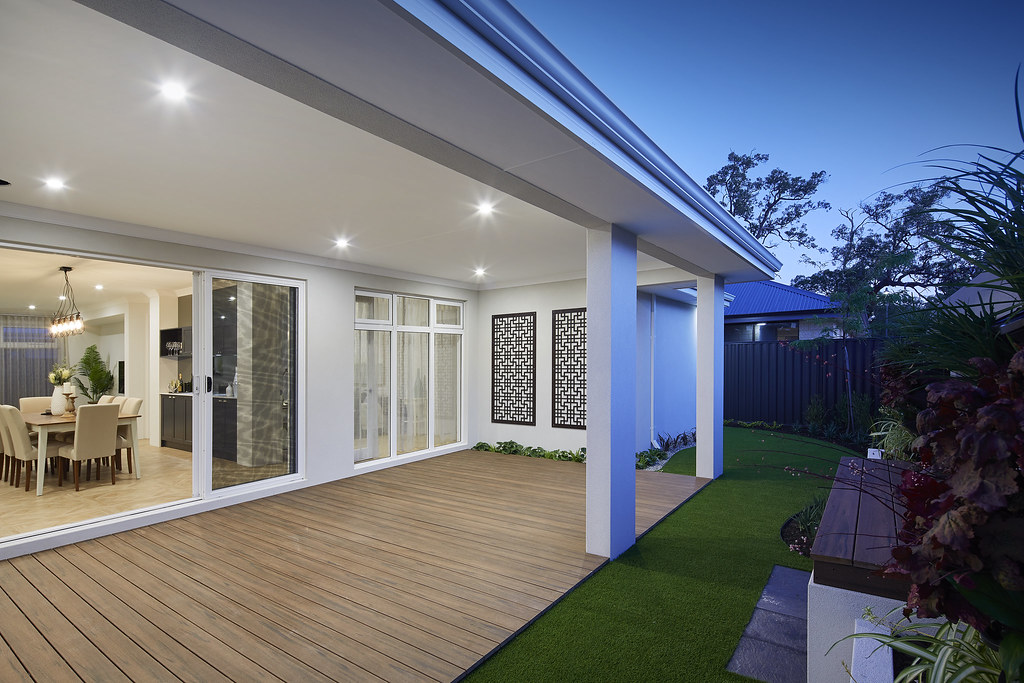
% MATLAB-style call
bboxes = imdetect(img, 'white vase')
[50,386,67,416]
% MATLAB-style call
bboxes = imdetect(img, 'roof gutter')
[426,0,781,274]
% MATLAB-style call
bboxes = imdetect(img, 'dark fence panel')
[724,339,883,425]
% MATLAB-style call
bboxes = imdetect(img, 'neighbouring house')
[725,281,839,342]
[946,271,1024,342]
[0,0,780,560]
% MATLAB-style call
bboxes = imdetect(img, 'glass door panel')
[397,331,428,455]
[434,333,461,446]
[211,278,297,489]
[354,329,390,462]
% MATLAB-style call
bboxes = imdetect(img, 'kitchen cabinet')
[213,397,237,461]
[161,393,192,450]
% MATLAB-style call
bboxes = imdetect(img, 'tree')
[704,151,830,250]
[793,184,978,336]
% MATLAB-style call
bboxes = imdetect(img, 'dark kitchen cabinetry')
[213,397,237,461]
[161,393,192,450]
[159,326,192,357]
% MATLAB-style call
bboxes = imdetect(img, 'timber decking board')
[0,450,705,682]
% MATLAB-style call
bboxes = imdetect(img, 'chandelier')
[50,266,84,337]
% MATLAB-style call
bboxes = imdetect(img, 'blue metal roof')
[725,281,834,317]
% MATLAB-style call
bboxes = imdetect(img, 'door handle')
[206,376,213,393]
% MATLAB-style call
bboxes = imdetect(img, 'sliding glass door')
[196,273,301,491]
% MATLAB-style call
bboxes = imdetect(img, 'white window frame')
[354,289,466,465]
[433,299,464,330]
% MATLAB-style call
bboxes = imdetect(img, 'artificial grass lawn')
[466,427,857,682]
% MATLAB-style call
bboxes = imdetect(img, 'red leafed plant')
[885,350,1024,656]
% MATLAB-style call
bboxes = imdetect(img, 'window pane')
[397,331,428,454]
[354,330,391,462]
[397,296,429,327]
[434,334,461,446]
[724,323,753,342]
[355,293,390,322]
[436,303,461,326]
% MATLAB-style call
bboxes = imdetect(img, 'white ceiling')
[0,247,191,316]
[0,0,771,301]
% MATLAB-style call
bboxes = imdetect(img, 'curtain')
[0,315,59,407]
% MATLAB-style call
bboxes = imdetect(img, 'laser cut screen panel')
[552,307,587,429]
[491,312,537,425]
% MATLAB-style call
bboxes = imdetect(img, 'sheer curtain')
[0,315,59,407]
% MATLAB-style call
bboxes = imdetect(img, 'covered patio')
[0,450,707,681]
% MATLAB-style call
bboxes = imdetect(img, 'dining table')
[20,411,142,496]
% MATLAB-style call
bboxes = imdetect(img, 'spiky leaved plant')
[73,344,114,404]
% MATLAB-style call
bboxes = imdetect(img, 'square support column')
[586,225,637,559]
[696,274,724,479]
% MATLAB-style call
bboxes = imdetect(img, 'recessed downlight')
[94,284,104,290]
[335,237,350,248]
[476,202,494,216]
[160,81,188,101]
[28,305,36,310]
[474,267,487,277]
[44,177,66,190]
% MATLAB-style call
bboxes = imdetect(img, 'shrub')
[635,447,666,469]
[886,351,1024,672]
[473,441,494,451]
[806,395,829,433]
[495,440,525,455]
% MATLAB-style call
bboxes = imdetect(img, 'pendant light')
[50,266,84,337]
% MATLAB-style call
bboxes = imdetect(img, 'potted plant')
[73,344,114,404]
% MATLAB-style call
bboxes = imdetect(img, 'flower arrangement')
[48,361,75,386]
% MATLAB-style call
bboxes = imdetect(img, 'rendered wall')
[806,572,904,683]
[476,280,697,453]
[0,212,477,558]
[652,296,697,443]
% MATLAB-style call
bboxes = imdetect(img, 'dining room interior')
[0,245,289,540]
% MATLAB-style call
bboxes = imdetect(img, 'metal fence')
[724,339,884,425]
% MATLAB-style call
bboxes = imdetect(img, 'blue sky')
[510,0,1024,283]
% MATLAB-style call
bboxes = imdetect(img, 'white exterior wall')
[806,572,905,683]
[476,279,588,452]
[477,281,697,454]
[0,213,478,558]
[635,293,653,451]
[799,317,841,340]
[652,296,696,442]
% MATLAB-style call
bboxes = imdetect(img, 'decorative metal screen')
[552,307,587,429]
[491,312,536,425]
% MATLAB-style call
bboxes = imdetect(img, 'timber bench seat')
[810,456,910,601]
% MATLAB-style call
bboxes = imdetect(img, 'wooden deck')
[0,450,708,682]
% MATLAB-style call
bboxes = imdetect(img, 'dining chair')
[113,397,143,474]
[0,405,12,484]
[18,396,51,413]
[0,405,62,491]
[57,403,120,491]
[98,395,115,404]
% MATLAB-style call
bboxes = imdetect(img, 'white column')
[696,274,724,479]
[586,225,637,559]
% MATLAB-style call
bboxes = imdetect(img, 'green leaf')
[999,630,1024,681]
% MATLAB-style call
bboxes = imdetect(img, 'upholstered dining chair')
[0,405,62,491]
[113,397,143,475]
[18,396,51,413]
[97,395,115,404]
[57,403,119,491]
